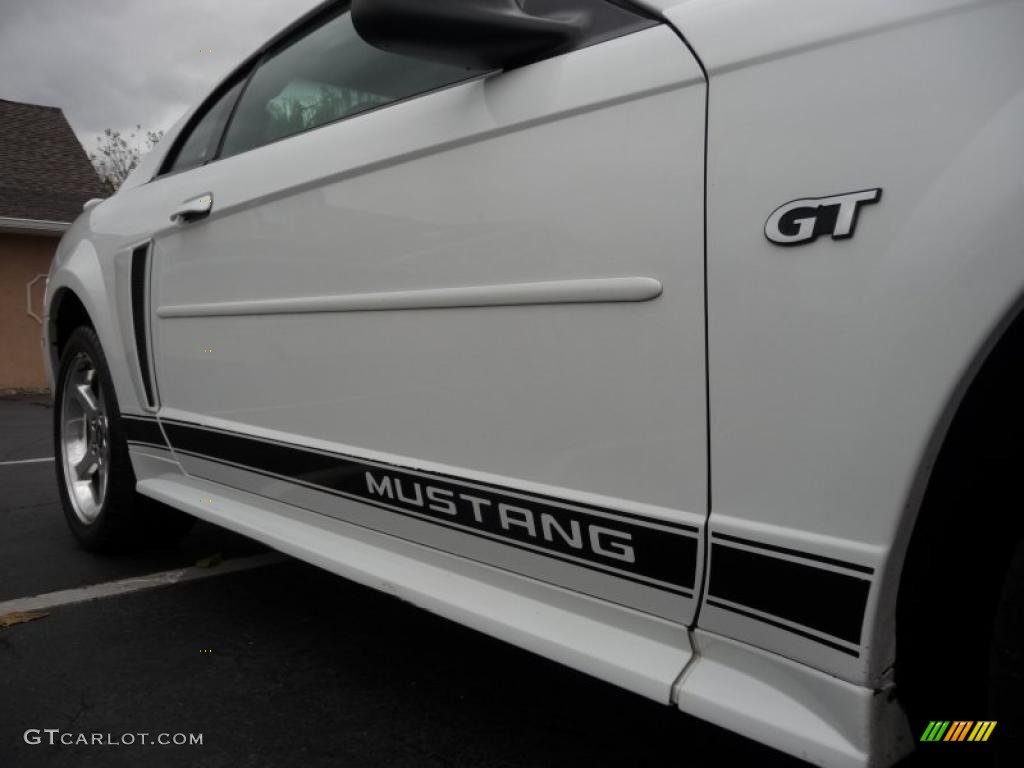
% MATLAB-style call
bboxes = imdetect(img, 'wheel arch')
[49,287,94,360]
[45,236,144,415]
[892,290,1024,726]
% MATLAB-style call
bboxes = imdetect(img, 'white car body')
[43,1,1024,765]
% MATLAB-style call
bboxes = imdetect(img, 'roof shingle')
[0,98,105,223]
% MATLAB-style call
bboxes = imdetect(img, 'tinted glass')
[220,11,482,160]
[166,79,245,174]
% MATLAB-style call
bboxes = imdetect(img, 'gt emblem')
[765,188,881,246]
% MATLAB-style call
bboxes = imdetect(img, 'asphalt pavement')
[0,395,809,767]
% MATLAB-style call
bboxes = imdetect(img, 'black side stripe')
[706,600,859,657]
[127,441,171,451]
[157,417,699,533]
[176,446,695,598]
[708,542,871,647]
[159,419,699,596]
[128,414,875,653]
[122,414,167,448]
[712,532,874,574]
[129,244,155,407]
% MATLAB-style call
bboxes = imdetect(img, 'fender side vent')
[130,243,156,408]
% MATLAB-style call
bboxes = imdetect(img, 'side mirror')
[351,0,588,71]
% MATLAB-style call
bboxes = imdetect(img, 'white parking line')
[0,552,287,617]
[0,456,54,466]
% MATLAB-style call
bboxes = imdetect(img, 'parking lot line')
[0,456,54,466]
[0,552,287,617]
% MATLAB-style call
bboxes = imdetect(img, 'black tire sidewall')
[991,539,1024,766]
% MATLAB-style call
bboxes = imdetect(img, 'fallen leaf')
[0,610,50,628]
[195,553,223,568]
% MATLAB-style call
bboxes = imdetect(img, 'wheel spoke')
[61,352,110,523]
[74,383,99,416]
[74,448,100,480]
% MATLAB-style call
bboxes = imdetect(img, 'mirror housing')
[351,0,588,70]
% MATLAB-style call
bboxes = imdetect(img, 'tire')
[53,325,193,552]
[895,316,1023,767]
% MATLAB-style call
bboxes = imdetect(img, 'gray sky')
[0,0,322,156]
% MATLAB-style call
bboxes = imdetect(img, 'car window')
[164,79,245,175]
[219,10,483,160]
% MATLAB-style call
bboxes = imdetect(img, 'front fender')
[45,216,146,415]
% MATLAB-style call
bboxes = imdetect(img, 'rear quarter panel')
[666,0,1024,682]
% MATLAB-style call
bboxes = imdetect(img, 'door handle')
[170,193,213,224]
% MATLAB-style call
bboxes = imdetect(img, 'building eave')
[0,216,70,237]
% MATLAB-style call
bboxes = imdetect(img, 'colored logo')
[920,721,996,742]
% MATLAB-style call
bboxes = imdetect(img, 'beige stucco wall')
[0,232,57,390]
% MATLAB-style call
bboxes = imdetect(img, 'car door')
[146,1,708,625]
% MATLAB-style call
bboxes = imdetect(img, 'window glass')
[220,11,482,159]
[165,79,245,174]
